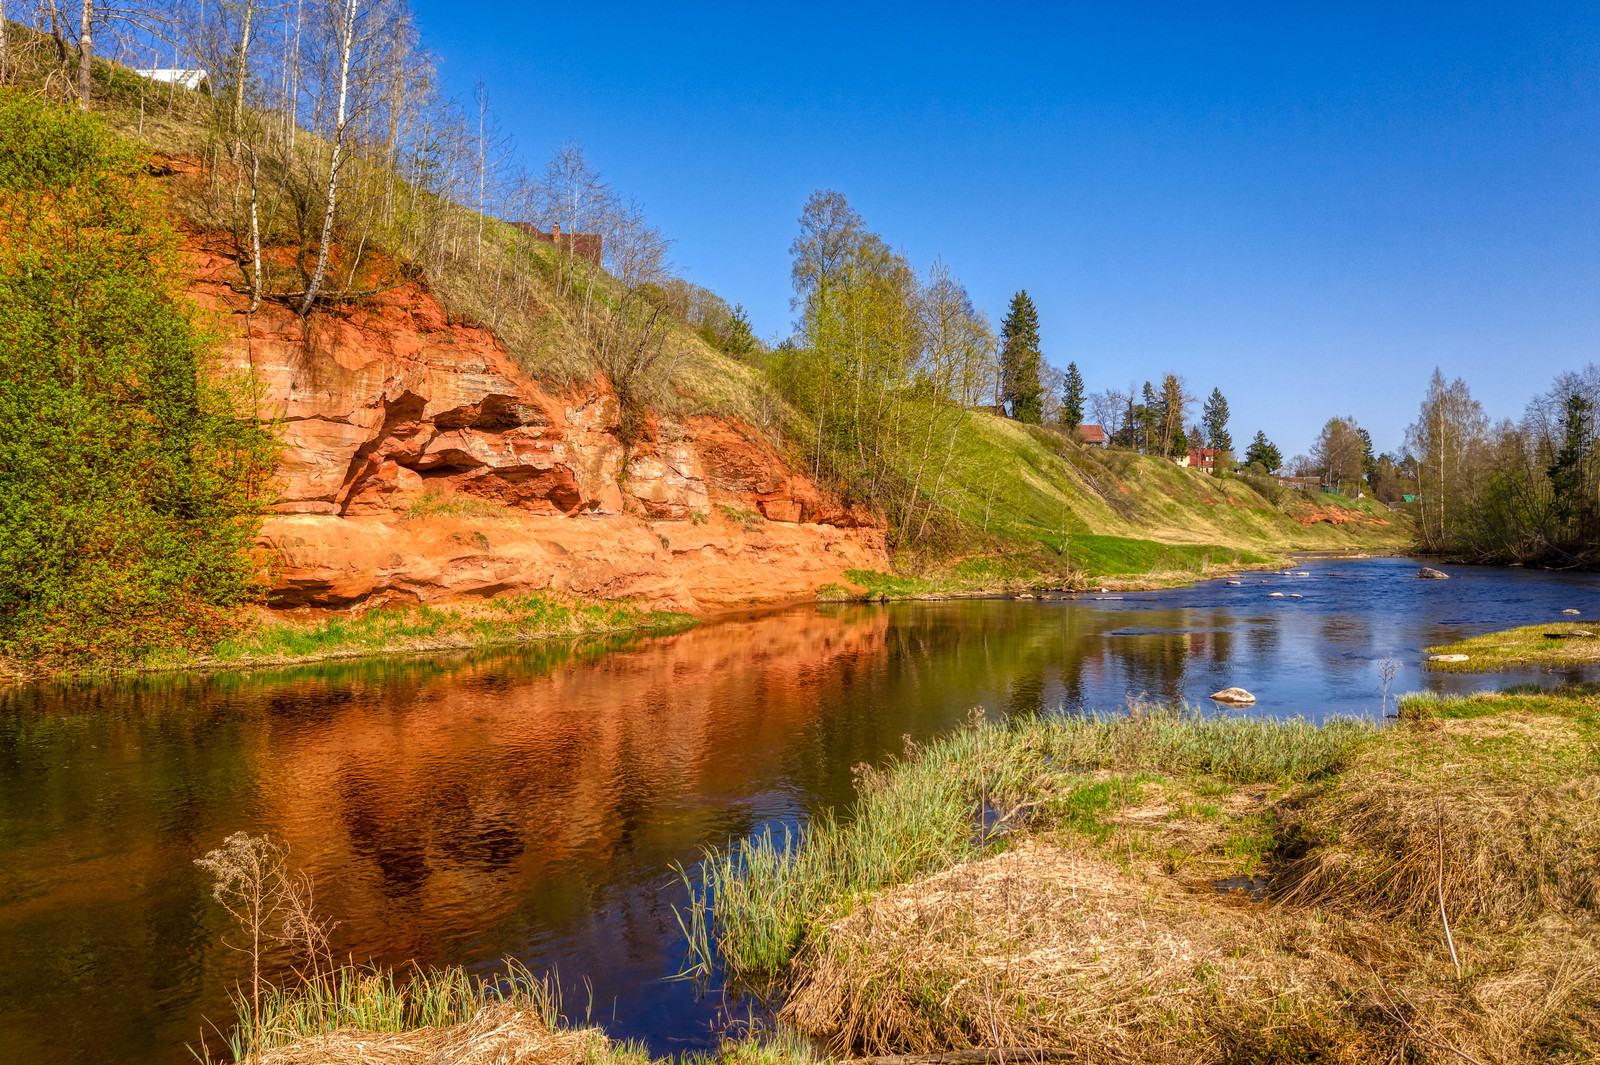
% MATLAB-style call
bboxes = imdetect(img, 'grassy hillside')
[866,411,1406,588]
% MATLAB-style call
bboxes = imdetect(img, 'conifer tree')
[1245,430,1282,472]
[1062,361,1084,430]
[999,291,1043,423]
[1202,388,1232,452]
[1139,381,1160,452]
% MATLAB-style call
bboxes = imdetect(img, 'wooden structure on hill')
[511,222,603,267]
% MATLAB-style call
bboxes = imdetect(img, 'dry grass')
[785,840,1408,1062]
[1425,622,1600,672]
[255,1001,630,1065]
[1275,712,1600,923]
[710,699,1600,1064]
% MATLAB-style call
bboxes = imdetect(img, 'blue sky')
[409,2,1599,458]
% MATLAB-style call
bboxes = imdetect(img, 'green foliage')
[1062,361,1084,430]
[999,290,1043,423]
[0,92,278,666]
[1202,387,1232,453]
[1245,430,1282,473]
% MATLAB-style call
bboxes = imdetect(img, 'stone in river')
[1268,592,1285,598]
[1289,593,1303,598]
[1210,687,1257,705]
[1227,580,1242,585]
[1563,608,1580,615]
[1417,567,1450,579]
[1429,653,1469,662]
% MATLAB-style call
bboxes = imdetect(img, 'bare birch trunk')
[231,0,255,155]
[76,0,91,109]
[298,0,357,316]
[248,148,262,313]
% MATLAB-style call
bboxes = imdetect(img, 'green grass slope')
[890,412,1407,586]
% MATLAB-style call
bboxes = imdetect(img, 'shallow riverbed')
[2,556,1597,1064]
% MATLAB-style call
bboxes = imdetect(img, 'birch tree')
[297,0,358,314]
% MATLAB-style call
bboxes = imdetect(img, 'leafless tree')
[1089,389,1122,437]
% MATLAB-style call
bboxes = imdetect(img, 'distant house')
[134,69,207,90]
[1077,424,1106,447]
[1186,447,1219,473]
[1274,475,1322,493]
[511,222,603,268]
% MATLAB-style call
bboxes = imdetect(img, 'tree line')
[1403,366,1600,565]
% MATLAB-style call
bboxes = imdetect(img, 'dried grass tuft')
[783,840,1600,1064]
[1275,715,1600,923]
[783,841,1398,1063]
[256,1001,618,1065]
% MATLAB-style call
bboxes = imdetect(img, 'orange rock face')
[184,231,886,615]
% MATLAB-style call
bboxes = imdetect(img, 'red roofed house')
[1186,447,1220,472]
[1077,424,1107,447]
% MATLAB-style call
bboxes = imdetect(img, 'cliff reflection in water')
[12,559,1592,1065]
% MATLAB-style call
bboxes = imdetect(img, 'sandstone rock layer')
[186,232,886,615]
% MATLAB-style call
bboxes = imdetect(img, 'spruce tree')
[1062,362,1084,430]
[1202,388,1232,452]
[1140,381,1160,452]
[999,291,1043,424]
[1245,430,1282,472]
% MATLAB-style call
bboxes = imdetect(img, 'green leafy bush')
[0,92,278,666]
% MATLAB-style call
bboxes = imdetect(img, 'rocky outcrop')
[184,231,886,615]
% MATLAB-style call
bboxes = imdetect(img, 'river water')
[3,557,1598,1064]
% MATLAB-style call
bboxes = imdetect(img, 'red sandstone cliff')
[183,233,887,615]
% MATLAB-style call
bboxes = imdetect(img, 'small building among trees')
[512,222,603,267]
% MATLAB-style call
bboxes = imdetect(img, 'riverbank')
[692,697,1600,1064]
[1426,620,1600,672]
[0,593,696,684]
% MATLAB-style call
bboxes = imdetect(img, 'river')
[2,556,1597,1064]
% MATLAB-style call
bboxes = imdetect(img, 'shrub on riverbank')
[0,92,277,669]
[693,698,1600,1063]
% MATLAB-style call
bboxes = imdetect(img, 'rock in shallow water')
[1429,653,1470,662]
[1417,567,1451,579]
[1210,687,1257,705]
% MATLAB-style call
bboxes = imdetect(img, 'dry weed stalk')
[195,832,335,1054]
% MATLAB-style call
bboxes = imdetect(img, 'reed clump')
[237,965,638,1065]
[686,706,1371,982]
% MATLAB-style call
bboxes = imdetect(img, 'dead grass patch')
[784,837,1600,1064]
[1275,714,1600,923]
[255,1002,628,1065]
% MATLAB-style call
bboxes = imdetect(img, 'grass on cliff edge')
[146,593,696,671]
[1426,620,1600,672]
[686,693,1600,1063]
